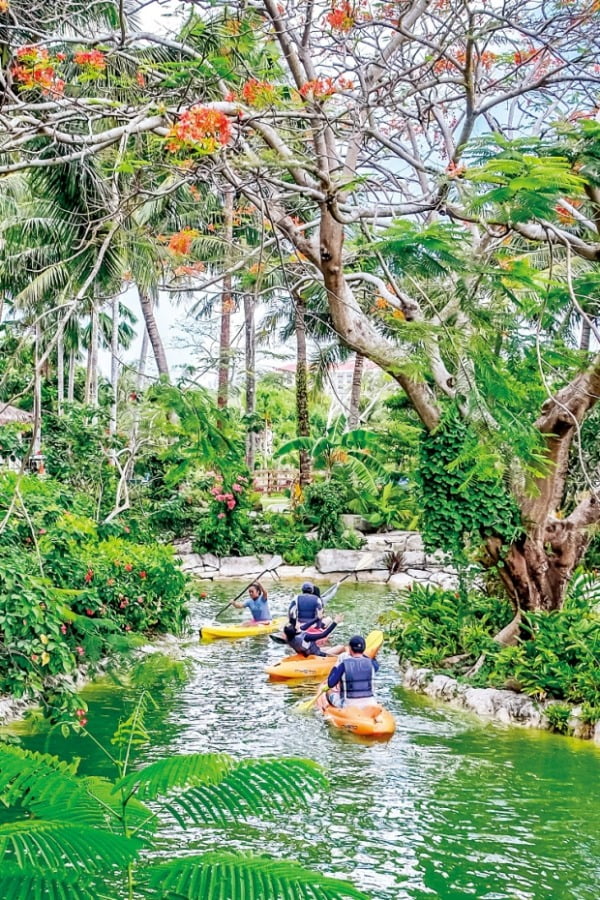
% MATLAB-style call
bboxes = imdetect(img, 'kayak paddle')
[214,554,283,619]
[294,684,329,713]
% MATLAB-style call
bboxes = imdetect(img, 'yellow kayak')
[265,630,384,681]
[200,617,287,641]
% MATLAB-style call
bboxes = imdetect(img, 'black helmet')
[349,635,366,653]
[301,581,314,593]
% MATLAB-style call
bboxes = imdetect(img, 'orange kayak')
[264,653,338,681]
[266,629,384,682]
[315,693,396,738]
[315,630,395,737]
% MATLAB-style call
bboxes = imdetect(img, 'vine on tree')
[417,410,523,558]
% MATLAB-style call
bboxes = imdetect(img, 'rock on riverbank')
[401,665,600,745]
[174,531,462,590]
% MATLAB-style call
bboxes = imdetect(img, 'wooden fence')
[252,469,298,493]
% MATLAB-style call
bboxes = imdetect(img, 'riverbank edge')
[0,633,182,729]
[401,664,600,746]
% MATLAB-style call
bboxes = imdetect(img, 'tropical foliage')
[0,699,367,899]
[384,574,600,720]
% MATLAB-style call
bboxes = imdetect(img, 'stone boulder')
[217,555,273,577]
[387,572,414,590]
[315,548,387,573]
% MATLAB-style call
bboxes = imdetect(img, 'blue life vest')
[290,592,321,625]
[342,656,374,699]
[289,633,315,656]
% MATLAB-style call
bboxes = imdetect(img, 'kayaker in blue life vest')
[326,634,380,707]
[288,582,323,627]
[232,582,271,623]
[283,614,345,657]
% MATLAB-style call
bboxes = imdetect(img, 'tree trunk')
[67,348,76,402]
[137,327,149,392]
[84,306,99,406]
[56,332,64,416]
[109,294,119,436]
[294,291,311,486]
[217,188,234,410]
[33,321,43,455]
[243,293,256,470]
[347,353,364,429]
[316,206,600,611]
[580,317,591,351]
[137,288,170,380]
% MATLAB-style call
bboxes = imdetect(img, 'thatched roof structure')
[0,404,34,426]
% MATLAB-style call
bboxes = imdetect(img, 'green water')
[13,582,600,899]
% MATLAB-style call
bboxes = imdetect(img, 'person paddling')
[232,582,272,623]
[283,615,345,658]
[326,634,380,707]
[288,582,324,628]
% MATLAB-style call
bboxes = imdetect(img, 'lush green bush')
[384,572,600,715]
[296,480,349,543]
[192,473,258,556]
[382,582,513,667]
[0,559,79,699]
[486,574,600,706]
[41,516,188,635]
[0,473,189,719]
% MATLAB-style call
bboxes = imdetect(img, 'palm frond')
[0,820,139,872]
[113,753,235,802]
[0,863,99,900]
[163,758,326,826]
[141,852,368,900]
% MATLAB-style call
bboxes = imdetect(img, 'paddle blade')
[320,583,339,604]
[365,630,384,658]
[294,687,327,714]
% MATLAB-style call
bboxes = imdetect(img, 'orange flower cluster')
[241,79,278,107]
[555,199,581,224]
[433,49,495,74]
[513,49,538,66]
[446,160,466,177]
[0,1,9,12]
[166,106,232,154]
[326,2,355,30]
[299,75,353,100]
[174,261,206,277]
[73,49,107,72]
[12,46,64,95]
[168,228,200,256]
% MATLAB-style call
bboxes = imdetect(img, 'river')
[12,581,600,899]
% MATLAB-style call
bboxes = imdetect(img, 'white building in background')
[275,356,388,425]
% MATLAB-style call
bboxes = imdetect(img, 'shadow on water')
[10,581,600,899]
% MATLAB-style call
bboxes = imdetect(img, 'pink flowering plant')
[193,474,258,556]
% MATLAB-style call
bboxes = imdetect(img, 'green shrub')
[382,582,512,667]
[41,519,188,635]
[545,703,572,734]
[296,480,348,543]
[192,474,257,556]
[0,558,79,699]
[487,586,600,706]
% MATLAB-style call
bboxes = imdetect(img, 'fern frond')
[0,820,139,872]
[0,745,109,825]
[0,863,99,900]
[164,758,326,826]
[141,852,368,900]
[113,752,235,802]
